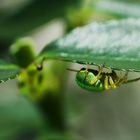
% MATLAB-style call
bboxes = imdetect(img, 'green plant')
[1,0,140,140]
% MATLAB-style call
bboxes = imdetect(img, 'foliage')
[0,0,140,139]
[40,18,140,72]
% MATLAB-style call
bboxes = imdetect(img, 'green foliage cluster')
[1,0,140,139]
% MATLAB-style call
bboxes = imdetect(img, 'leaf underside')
[0,60,19,83]
[40,18,140,72]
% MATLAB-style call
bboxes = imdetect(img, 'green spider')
[69,66,140,92]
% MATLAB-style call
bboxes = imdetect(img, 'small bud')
[37,64,43,71]
[10,37,36,68]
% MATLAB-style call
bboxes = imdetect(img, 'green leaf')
[40,18,140,72]
[95,0,140,18]
[0,60,19,83]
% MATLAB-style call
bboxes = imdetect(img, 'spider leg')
[108,76,117,89]
[124,77,140,84]
[104,75,117,90]
[104,71,128,89]
[115,71,128,86]
[104,76,110,90]
[86,64,90,72]
[87,65,103,85]
[84,64,90,79]
[97,65,103,77]
[115,71,140,84]
[84,68,89,82]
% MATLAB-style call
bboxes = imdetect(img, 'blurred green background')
[1,0,140,140]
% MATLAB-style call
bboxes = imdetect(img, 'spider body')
[76,67,129,92]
